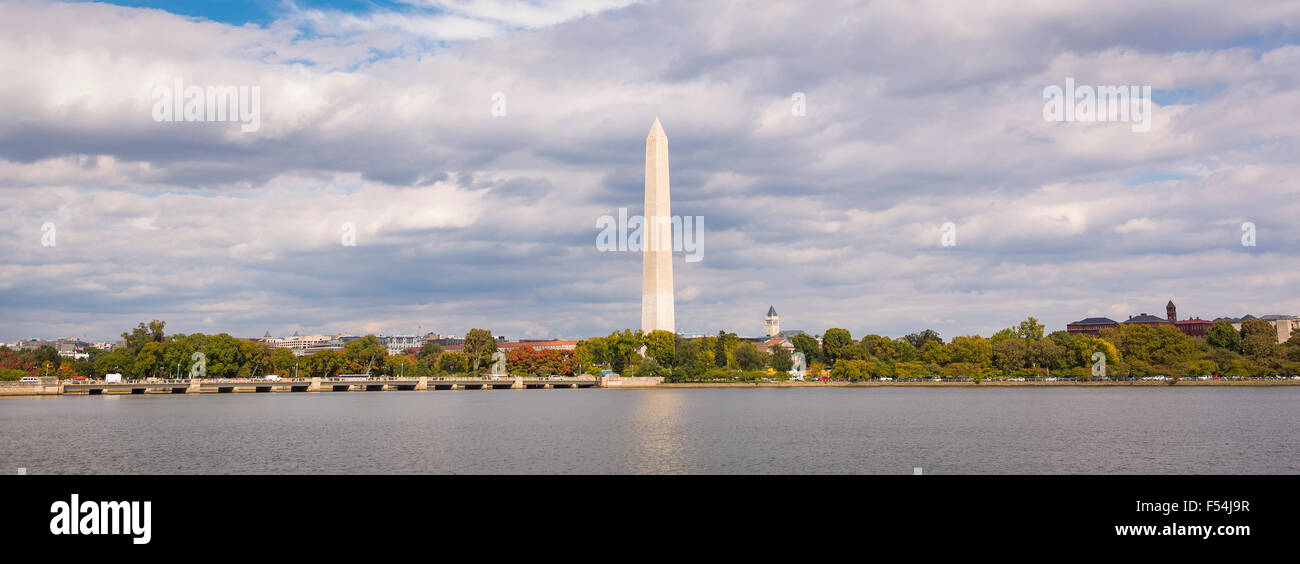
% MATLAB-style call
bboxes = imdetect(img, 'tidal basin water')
[2,387,1296,474]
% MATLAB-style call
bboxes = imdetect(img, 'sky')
[1,0,1299,343]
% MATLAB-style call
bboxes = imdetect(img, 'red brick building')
[1067,300,1211,338]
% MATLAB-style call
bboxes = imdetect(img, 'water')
[1,387,1296,474]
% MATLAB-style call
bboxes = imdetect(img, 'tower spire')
[641,118,675,333]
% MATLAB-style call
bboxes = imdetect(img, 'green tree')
[918,340,951,365]
[93,347,135,377]
[768,346,794,372]
[386,354,417,376]
[1029,338,1067,373]
[574,336,607,372]
[1206,321,1241,352]
[893,362,927,379]
[989,328,1017,344]
[1240,319,1281,364]
[463,329,497,372]
[1223,359,1260,378]
[187,333,254,378]
[821,328,856,365]
[904,329,942,349]
[950,335,993,368]
[133,341,166,377]
[633,357,668,378]
[1151,325,1196,366]
[437,351,469,375]
[606,330,643,374]
[1180,360,1218,377]
[1101,324,1161,364]
[1046,330,1073,350]
[713,331,740,368]
[831,358,869,380]
[644,330,676,368]
[992,338,1028,372]
[858,334,893,361]
[1017,317,1045,341]
[31,345,61,370]
[943,362,981,380]
[863,359,894,379]
[417,341,444,360]
[342,335,388,375]
[270,347,298,377]
[671,336,707,380]
[302,350,343,377]
[790,333,820,364]
[892,338,917,362]
[733,342,765,370]
[244,341,273,377]
[1072,335,1121,370]
[122,320,166,352]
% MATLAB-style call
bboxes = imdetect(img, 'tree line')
[3,317,1297,382]
[569,317,1300,382]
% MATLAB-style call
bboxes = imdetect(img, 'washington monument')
[641,117,675,333]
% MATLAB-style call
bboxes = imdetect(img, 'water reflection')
[624,390,688,474]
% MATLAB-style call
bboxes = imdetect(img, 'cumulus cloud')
[1,0,1298,342]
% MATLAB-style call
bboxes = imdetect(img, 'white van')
[104,373,123,383]
[263,375,282,382]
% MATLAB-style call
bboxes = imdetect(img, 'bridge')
[60,375,600,395]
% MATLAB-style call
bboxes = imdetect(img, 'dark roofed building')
[1123,313,1173,326]
[1066,317,1119,336]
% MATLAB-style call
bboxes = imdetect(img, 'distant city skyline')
[3,1,1299,343]
[8,298,1297,346]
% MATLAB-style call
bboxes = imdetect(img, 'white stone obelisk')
[641,117,675,334]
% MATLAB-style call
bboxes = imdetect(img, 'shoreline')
[4,378,1300,396]
[658,380,1300,388]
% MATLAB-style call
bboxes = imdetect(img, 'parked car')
[19,376,39,383]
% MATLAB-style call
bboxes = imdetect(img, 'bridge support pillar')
[308,377,321,392]
[416,377,428,391]
[511,377,524,390]
[187,378,201,394]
